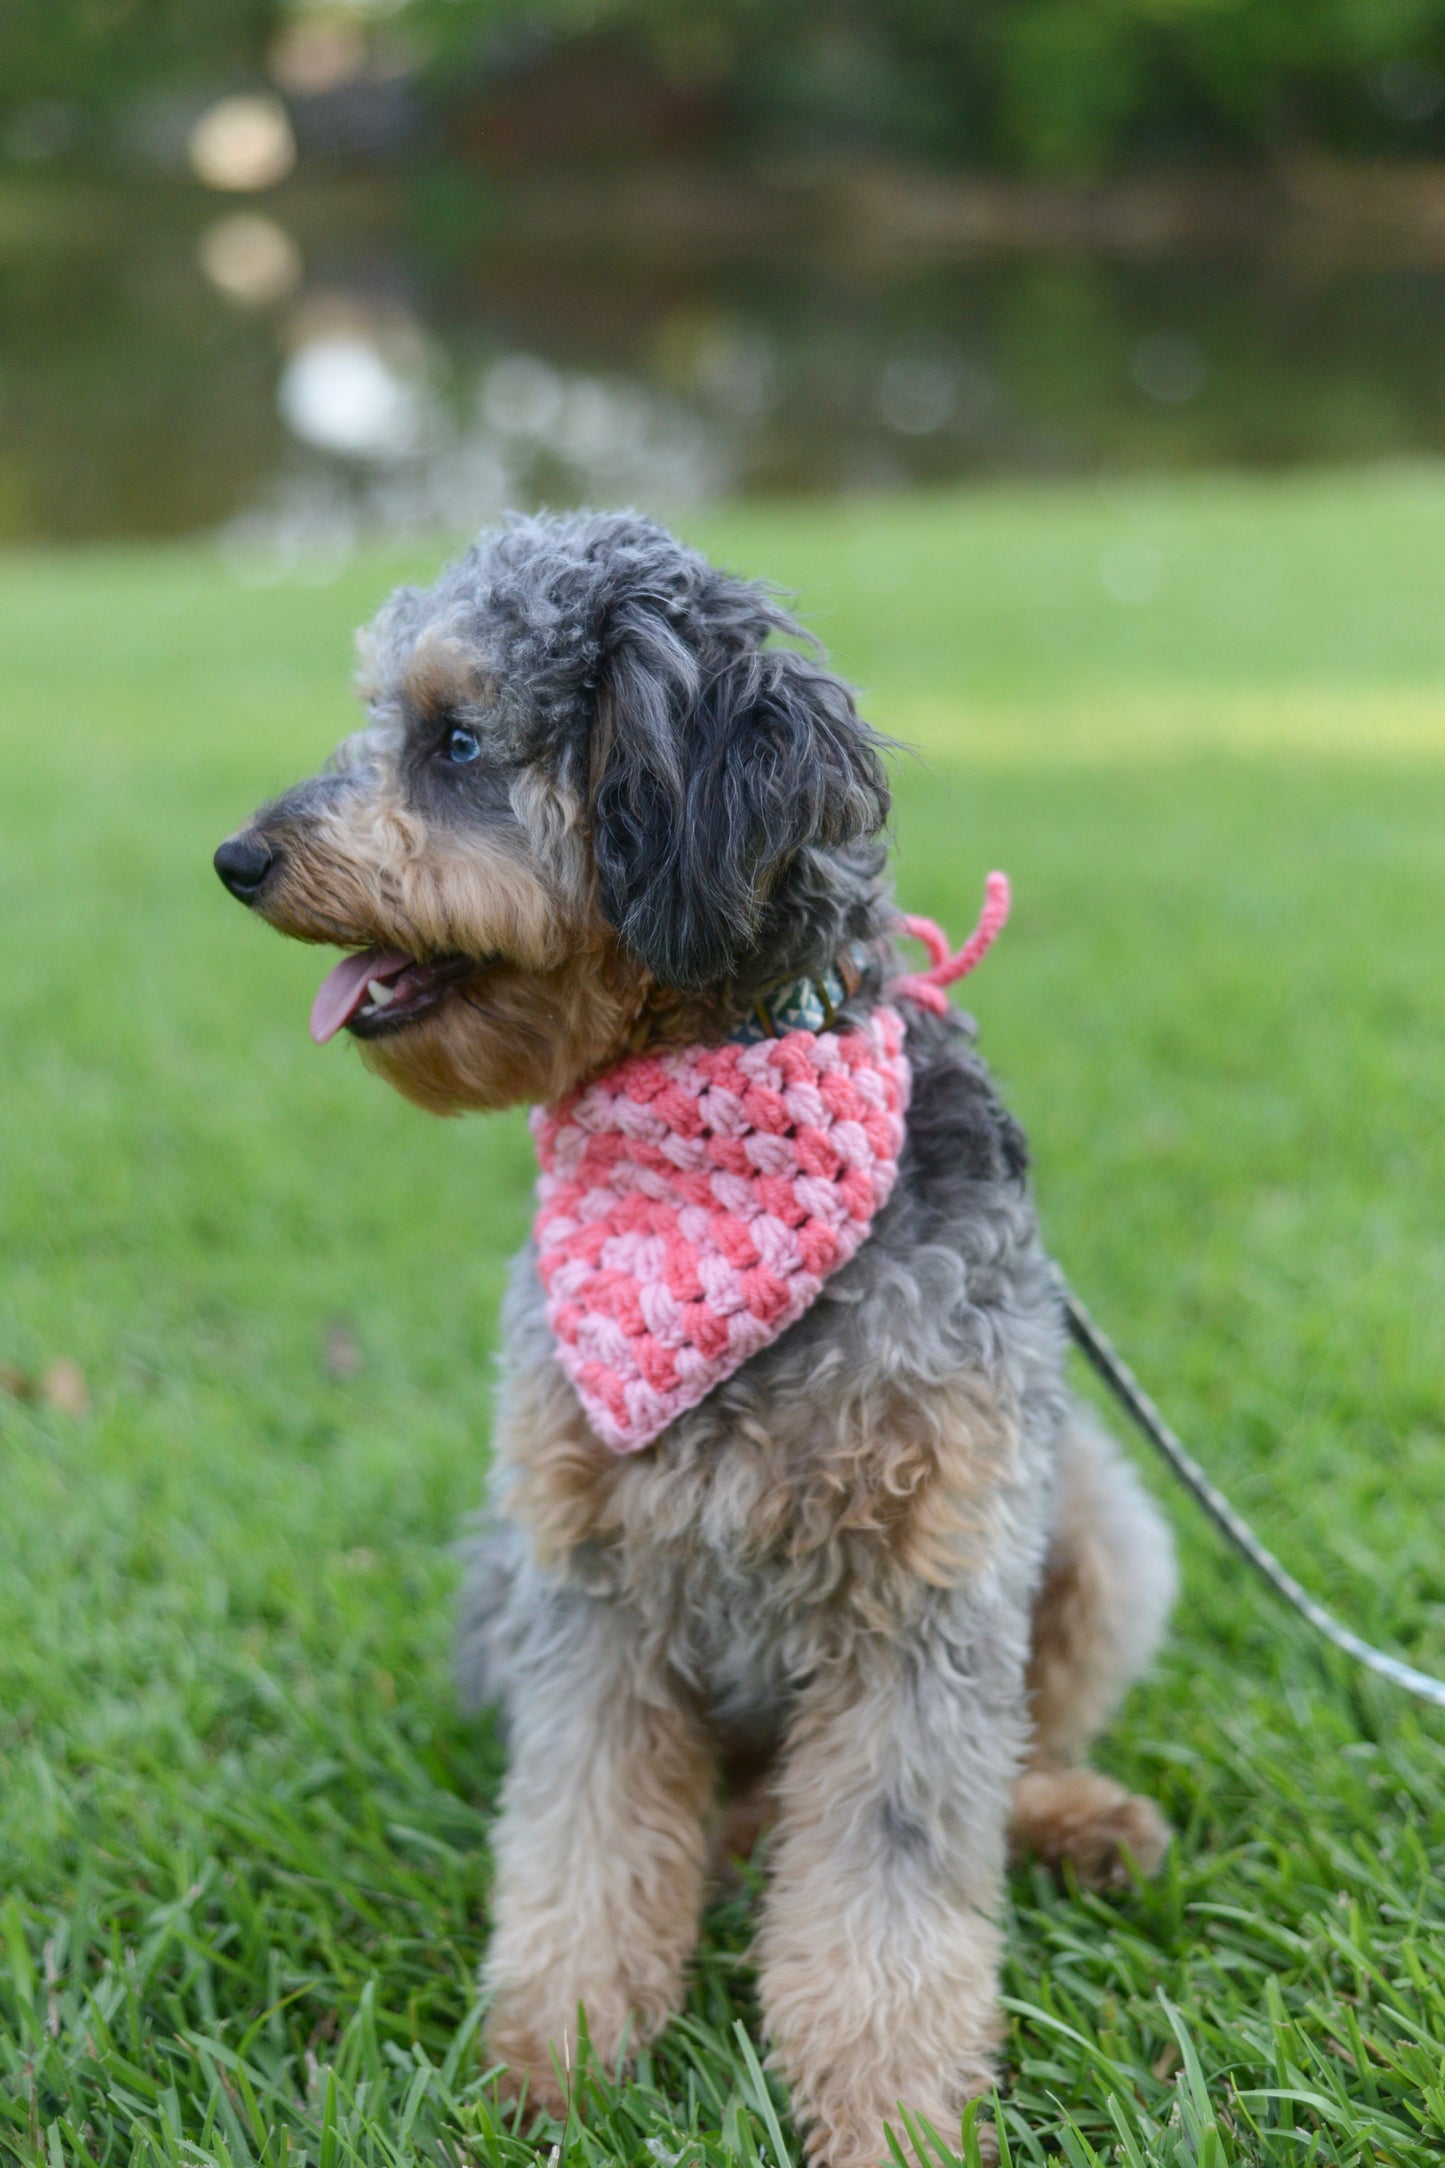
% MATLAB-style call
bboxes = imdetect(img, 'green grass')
[3,469,1445,2167]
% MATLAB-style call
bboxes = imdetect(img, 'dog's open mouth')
[310,948,478,1044]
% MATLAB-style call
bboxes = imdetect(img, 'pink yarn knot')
[891,871,1011,1017]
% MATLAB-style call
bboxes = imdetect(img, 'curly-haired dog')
[215,510,1176,2166]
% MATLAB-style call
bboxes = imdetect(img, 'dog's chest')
[651,1551,809,1745]
[584,1415,1009,1723]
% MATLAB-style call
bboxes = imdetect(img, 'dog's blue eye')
[444,726,482,765]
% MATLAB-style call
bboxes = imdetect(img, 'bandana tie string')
[892,871,1011,1015]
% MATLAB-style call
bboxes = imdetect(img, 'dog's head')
[215,510,890,1113]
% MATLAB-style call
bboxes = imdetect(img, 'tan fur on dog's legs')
[1012,1405,1177,1886]
[757,1638,1023,2168]
[482,1597,714,2111]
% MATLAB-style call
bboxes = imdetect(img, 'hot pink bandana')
[528,877,1010,1453]
[530,1009,912,1451]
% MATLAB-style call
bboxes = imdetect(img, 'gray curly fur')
[365,509,894,1001]
[457,999,1055,1713]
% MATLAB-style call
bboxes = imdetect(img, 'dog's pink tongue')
[310,948,413,1045]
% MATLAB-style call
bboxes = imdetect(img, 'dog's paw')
[484,1978,660,2118]
[485,2055,572,2120]
[1065,1788,1170,1889]
[802,2103,999,2168]
[1011,1767,1171,1889]
[482,2010,578,2119]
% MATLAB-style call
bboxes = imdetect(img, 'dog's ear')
[590,616,889,989]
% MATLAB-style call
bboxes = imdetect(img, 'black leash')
[1058,1272,1445,1712]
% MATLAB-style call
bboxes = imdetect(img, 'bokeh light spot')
[278,336,428,459]
[1132,333,1208,406]
[198,214,302,307]
[189,95,297,192]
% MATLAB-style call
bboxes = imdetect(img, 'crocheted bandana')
[530,1007,912,1452]
[528,875,1012,1454]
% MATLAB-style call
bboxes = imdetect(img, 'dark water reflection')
[5,177,1445,553]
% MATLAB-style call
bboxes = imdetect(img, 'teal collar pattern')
[726,875,1012,1047]
[729,961,851,1044]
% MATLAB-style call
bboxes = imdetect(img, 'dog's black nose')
[214,833,275,903]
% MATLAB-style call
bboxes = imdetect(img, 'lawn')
[3,470,1445,2167]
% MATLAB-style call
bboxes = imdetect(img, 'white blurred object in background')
[279,335,430,459]
[198,215,303,307]
[189,95,297,191]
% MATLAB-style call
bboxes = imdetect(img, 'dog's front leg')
[756,1603,1027,2168]
[481,1588,714,2112]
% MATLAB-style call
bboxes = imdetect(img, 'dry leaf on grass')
[322,1321,365,1379]
[41,1359,90,1416]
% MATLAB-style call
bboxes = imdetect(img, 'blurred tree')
[4,0,1445,175]
[1,2,282,157]
[405,0,1445,174]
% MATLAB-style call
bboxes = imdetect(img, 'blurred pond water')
[6,174,1445,560]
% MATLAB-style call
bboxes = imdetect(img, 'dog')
[215,509,1176,2166]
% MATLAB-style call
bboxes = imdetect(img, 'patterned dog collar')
[730,960,851,1044]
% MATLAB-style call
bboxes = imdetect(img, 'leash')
[907,876,1443,1709]
[1058,1271,1445,1711]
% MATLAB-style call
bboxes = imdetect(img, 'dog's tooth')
[367,979,397,1007]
